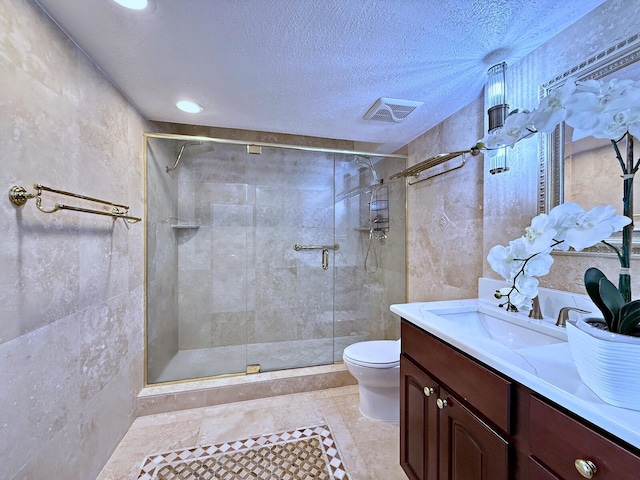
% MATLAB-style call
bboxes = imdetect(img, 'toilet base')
[358,383,399,422]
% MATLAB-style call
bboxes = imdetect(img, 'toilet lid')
[343,340,400,368]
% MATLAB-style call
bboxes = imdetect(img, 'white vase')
[567,318,640,411]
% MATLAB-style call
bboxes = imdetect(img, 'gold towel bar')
[8,184,141,223]
[389,148,481,183]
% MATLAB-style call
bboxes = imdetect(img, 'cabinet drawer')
[530,457,560,480]
[401,320,512,433]
[530,395,640,479]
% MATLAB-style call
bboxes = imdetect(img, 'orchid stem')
[611,139,627,173]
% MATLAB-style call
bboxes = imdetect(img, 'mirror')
[539,32,640,252]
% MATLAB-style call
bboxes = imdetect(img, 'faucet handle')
[556,307,591,327]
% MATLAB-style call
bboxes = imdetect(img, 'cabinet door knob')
[574,459,597,478]
[436,398,449,409]
[423,386,435,397]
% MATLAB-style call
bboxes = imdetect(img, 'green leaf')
[599,277,625,331]
[618,300,640,335]
[584,268,612,325]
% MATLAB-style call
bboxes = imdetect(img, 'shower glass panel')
[246,146,336,372]
[333,154,407,360]
[145,134,406,385]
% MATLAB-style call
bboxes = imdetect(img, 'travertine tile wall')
[407,0,640,302]
[0,0,148,478]
[406,96,485,301]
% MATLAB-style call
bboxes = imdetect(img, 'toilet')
[343,339,401,422]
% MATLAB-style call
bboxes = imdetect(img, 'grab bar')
[293,244,339,251]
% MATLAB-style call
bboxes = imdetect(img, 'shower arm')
[165,142,203,173]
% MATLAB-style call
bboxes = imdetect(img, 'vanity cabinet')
[400,321,511,480]
[400,318,640,480]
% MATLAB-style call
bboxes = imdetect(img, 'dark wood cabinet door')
[400,355,439,480]
[438,388,509,480]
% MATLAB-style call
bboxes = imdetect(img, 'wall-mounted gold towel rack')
[8,184,141,223]
[389,148,481,185]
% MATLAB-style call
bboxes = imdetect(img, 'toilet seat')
[343,340,400,369]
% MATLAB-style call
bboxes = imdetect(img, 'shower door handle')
[322,248,329,270]
[293,243,339,270]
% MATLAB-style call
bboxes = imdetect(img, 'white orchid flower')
[479,110,536,149]
[501,110,536,145]
[487,244,519,281]
[530,79,576,133]
[523,213,557,254]
[561,205,631,251]
[590,108,640,139]
[514,275,540,310]
[565,78,640,140]
[547,202,586,250]
[523,250,554,277]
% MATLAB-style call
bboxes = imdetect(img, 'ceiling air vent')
[363,97,424,123]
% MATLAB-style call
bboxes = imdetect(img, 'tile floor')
[97,385,408,480]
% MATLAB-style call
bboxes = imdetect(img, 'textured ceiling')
[35,0,606,153]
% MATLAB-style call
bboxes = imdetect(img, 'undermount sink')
[391,299,568,352]
[432,309,566,350]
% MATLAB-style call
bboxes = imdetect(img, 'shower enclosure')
[144,133,406,384]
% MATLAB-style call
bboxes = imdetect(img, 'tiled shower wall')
[0,0,148,478]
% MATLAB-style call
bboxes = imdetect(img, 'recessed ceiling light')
[176,100,203,114]
[112,0,148,10]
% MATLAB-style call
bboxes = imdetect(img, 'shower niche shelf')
[169,218,200,229]
[171,224,200,230]
[168,216,200,229]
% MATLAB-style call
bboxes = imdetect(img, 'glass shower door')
[246,147,336,371]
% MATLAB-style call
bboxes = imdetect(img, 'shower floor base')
[152,336,366,384]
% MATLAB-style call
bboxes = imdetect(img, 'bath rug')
[137,424,349,480]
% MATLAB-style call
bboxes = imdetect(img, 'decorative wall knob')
[574,459,597,478]
[436,398,449,409]
[423,386,435,397]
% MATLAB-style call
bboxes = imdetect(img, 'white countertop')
[391,298,640,450]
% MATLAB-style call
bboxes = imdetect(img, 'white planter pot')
[567,318,640,411]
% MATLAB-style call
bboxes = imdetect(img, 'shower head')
[165,141,206,173]
[355,155,379,183]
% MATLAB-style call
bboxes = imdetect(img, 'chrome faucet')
[528,296,543,320]
[556,307,591,327]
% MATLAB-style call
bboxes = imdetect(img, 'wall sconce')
[486,62,509,133]
[489,147,508,175]
[486,62,509,174]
